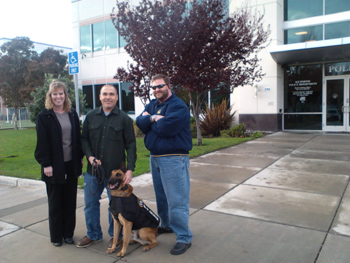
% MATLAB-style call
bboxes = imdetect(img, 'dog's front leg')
[117,216,133,257]
[106,217,121,254]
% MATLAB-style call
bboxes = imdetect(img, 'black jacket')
[81,106,136,178]
[35,108,83,184]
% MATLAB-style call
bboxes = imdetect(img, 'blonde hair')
[45,80,72,112]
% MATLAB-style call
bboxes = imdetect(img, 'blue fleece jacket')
[136,93,193,156]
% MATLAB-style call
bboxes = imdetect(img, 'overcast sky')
[0,0,73,48]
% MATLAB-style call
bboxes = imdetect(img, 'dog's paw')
[106,248,116,254]
[117,251,125,257]
[142,246,151,252]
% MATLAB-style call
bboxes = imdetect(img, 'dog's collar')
[116,191,129,197]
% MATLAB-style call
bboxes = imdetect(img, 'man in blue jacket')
[136,74,193,255]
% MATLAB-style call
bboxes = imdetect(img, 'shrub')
[220,129,231,138]
[229,123,246,137]
[200,99,235,137]
[251,131,263,139]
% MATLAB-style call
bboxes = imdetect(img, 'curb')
[0,175,45,187]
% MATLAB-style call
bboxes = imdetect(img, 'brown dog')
[106,169,159,257]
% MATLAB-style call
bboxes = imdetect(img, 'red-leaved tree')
[111,0,270,145]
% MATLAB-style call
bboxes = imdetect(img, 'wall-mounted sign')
[325,62,350,76]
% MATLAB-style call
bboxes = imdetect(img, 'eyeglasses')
[150,84,167,90]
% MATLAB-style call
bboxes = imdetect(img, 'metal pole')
[74,74,80,116]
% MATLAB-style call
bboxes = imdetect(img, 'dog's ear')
[120,161,126,173]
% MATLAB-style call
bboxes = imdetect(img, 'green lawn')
[0,128,252,184]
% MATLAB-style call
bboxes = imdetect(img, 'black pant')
[45,161,78,243]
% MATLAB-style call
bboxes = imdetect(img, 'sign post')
[69,51,80,116]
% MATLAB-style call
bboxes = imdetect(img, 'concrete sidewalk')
[1,132,350,263]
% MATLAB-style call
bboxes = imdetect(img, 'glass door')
[324,77,350,131]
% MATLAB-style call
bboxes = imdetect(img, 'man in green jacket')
[77,84,137,248]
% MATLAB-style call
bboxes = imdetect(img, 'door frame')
[323,76,350,132]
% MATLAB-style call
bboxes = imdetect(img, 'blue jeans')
[150,155,193,244]
[83,172,113,240]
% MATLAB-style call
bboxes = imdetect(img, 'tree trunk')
[195,113,202,146]
[13,109,18,130]
[189,92,202,146]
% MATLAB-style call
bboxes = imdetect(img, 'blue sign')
[69,51,79,75]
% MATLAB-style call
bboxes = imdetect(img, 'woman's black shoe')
[53,242,62,247]
[64,238,74,244]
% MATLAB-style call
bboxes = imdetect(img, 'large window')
[325,21,350,40]
[82,83,134,114]
[82,85,93,113]
[325,0,350,15]
[284,0,350,21]
[284,0,322,21]
[120,83,135,114]
[80,20,125,53]
[80,25,92,53]
[284,64,323,130]
[284,0,350,44]
[105,20,118,49]
[285,26,322,44]
[93,22,105,52]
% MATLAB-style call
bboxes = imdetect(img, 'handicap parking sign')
[69,51,79,75]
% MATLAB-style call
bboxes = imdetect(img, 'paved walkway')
[1,132,350,263]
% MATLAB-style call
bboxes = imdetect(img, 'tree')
[0,37,69,129]
[28,74,86,124]
[26,48,68,89]
[111,0,270,145]
[0,37,37,129]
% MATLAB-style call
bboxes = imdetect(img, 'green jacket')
[81,106,136,178]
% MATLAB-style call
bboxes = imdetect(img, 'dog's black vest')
[110,194,160,230]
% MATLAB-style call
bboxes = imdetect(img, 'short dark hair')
[151,74,170,85]
[101,84,118,94]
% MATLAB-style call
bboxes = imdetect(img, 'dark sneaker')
[157,226,173,234]
[76,236,102,248]
[170,242,192,255]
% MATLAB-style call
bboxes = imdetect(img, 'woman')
[35,80,83,247]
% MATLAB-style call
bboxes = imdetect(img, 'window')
[80,20,125,53]
[325,0,350,15]
[284,25,323,44]
[210,87,230,109]
[80,25,92,53]
[284,0,350,44]
[325,21,350,40]
[82,83,134,114]
[284,0,322,21]
[120,82,135,114]
[105,20,118,49]
[284,64,323,130]
[118,22,127,48]
[82,85,93,113]
[93,22,105,52]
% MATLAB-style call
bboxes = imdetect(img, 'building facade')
[71,0,350,132]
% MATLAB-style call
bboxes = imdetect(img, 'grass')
[0,128,252,186]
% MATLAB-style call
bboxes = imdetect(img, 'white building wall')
[72,0,280,122]
[230,0,282,125]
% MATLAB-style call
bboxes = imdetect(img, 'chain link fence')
[0,107,35,129]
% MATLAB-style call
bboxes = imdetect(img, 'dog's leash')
[90,158,106,196]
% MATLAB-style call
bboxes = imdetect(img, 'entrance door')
[324,77,350,131]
